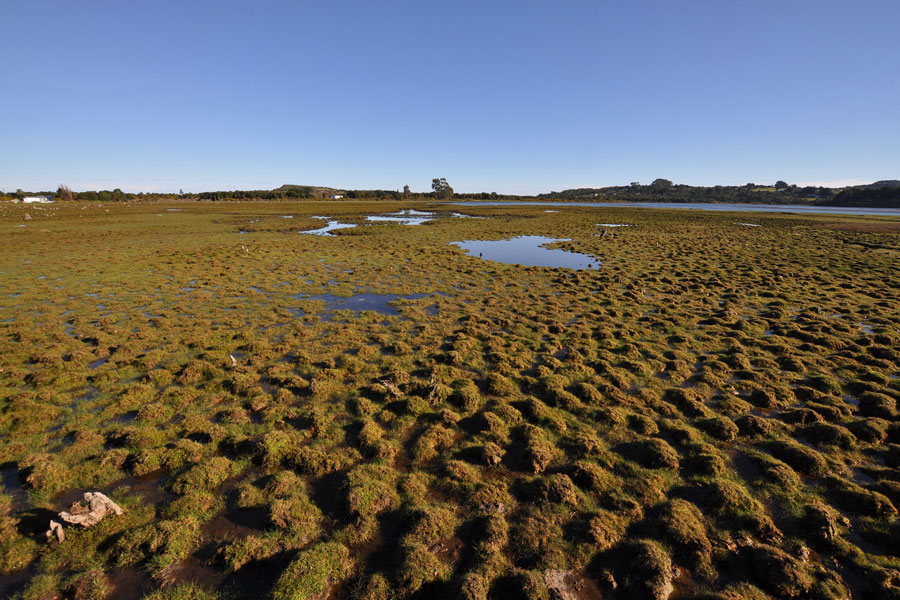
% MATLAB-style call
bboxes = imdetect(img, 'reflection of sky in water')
[289,292,432,320]
[367,209,434,225]
[367,209,474,225]
[302,211,477,233]
[452,201,900,217]
[451,236,600,270]
[301,217,357,235]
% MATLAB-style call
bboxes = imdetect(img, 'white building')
[22,196,53,203]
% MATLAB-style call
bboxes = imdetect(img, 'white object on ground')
[58,491,124,527]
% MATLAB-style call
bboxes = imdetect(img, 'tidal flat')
[1,200,899,599]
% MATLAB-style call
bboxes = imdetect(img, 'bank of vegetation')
[3,179,898,207]
[539,179,900,208]
[1,201,899,599]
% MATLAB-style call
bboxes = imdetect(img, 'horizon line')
[2,177,892,196]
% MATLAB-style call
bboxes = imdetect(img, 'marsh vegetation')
[1,200,899,599]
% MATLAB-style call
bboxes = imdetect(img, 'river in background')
[450,201,900,217]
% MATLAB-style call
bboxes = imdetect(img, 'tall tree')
[431,178,453,199]
[57,184,74,202]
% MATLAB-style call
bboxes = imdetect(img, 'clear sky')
[2,1,898,194]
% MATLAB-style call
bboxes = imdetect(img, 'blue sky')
[2,1,898,194]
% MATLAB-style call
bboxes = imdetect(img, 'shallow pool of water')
[89,357,108,369]
[367,209,474,225]
[301,218,357,235]
[451,236,600,270]
[367,209,435,225]
[290,292,433,319]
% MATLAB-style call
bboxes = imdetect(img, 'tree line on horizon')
[1,178,898,208]
[538,179,900,208]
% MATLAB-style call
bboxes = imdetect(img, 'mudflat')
[1,200,899,599]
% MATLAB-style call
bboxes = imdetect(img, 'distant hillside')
[830,181,900,208]
[274,185,343,198]
[538,181,900,209]
[537,183,825,205]
[859,180,900,189]
[195,185,350,201]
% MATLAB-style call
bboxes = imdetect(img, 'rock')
[45,519,65,543]
[482,442,504,466]
[58,491,124,527]
[23,213,32,220]
[543,570,595,600]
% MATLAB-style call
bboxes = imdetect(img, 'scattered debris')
[58,491,124,528]
[426,372,441,406]
[45,519,65,543]
[230,354,238,367]
[544,570,589,600]
[379,378,403,398]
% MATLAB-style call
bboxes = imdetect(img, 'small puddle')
[366,209,473,225]
[367,209,435,225]
[291,292,432,320]
[451,236,600,270]
[301,218,357,235]
[737,222,762,227]
[1,464,28,511]
[0,567,35,600]
[597,223,629,227]
[89,357,109,370]
[106,567,155,600]
[74,386,100,405]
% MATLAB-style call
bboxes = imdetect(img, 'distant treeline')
[538,180,900,208]
[3,181,898,207]
[539,183,830,204]
[0,186,521,203]
[825,186,900,208]
[189,186,520,202]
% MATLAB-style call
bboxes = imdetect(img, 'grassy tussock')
[0,200,898,597]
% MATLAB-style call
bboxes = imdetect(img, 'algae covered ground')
[1,200,899,600]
